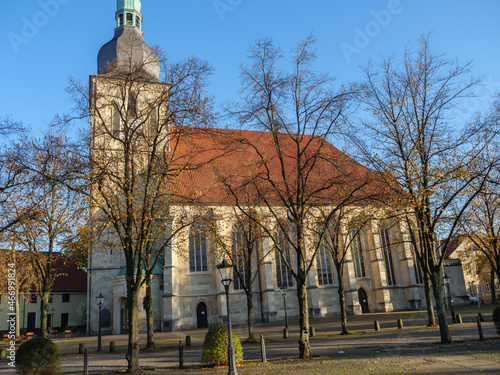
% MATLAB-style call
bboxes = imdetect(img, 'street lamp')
[96,292,104,351]
[443,275,456,324]
[217,259,238,375]
[280,286,289,338]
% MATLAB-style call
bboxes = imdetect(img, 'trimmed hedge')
[15,337,61,375]
[201,325,243,367]
[493,306,500,335]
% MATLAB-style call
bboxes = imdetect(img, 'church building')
[87,0,426,335]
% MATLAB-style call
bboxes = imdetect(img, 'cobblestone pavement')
[1,321,498,374]
[1,307,499,374]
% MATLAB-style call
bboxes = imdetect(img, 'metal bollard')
[178,340,184,369]
[476,316,484,340]
[283,328,289,339]
[83,348,88,375]
[310,326,316,337]
[185,335,191,347]
[456,314,462,324]
[397,319,403,329]
[260,335,267,363]
[374,321,380,331]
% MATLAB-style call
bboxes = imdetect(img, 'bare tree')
[62,224,91,271]
[221,35,383,358]
[461,169,500,302]
[357,35,498,343]
[401,213,436,326]
[316,207,374,335]
[6,129,86,336]
[208,208,269,340]
[0,116,31,233]
[68,46,214,371]
[0,245,36,337]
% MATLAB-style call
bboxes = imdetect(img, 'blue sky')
[1,0,500,133]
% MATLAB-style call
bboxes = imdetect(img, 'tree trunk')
[296,277,310,358]
[246,290,254,340]
[39,292,49,337]
[430,270,451,343]
[336,265,349,335]
[423,272,436,326]
[491,268,496,304]
[145,281,155,350]
[126,287,141,373]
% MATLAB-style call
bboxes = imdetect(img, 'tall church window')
[380,225,397,286]
[412,249,424,284]
[316,235,333,285]
[350,231,366,278]
[136,15,141,29]
[112,104,121,136]
[189,222,208,272]
[128,93,137,118]
[149,107,158,139]
[275,229,294,288]
[118,14,124,27]
[232,223,250,290]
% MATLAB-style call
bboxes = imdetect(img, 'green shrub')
[201,325,243,367]
[15,337,61,375]
[493,307,500,335]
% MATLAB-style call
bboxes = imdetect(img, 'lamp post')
[443,275,456,323]
[96,292,104,351]
[217,259,238,375]
[280,286,289,339]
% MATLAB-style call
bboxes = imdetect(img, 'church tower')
[97,0,160,79]
[87,0,169,335]
[89,0,169,151]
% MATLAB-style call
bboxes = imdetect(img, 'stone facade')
[89,205,427,334]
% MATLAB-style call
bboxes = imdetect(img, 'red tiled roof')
[440,236,466,259]
[166,127,390,204]
[51,255,87,293]
[0,251,86,293]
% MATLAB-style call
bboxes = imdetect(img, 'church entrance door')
[358,288,369,313]
[196,302,208,329]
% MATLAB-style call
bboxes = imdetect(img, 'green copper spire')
[116,0,142,30]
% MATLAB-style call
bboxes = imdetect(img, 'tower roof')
[117,0,141,14]
[97,0,160,80]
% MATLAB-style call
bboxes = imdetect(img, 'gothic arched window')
[112,103,121,136]
[128,93,137,118]
[379,223,397,286]
[349,231,366,278]
[231,223,250,290]
[412,248,424,284]
[189,222,208,272]
[316,234,333,285]
[275,228,294,288]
